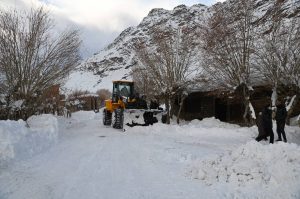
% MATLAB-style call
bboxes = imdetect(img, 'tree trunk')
[243,98,250,125]
[165,96,171,124]
[177,94,187,124]
[169,98,175,120]
[242,85,251,125]
[271,85,278,107]
[286,93,299,125]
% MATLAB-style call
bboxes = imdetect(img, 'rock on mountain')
[63,0,300,93]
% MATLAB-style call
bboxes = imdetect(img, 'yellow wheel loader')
[103,80,164,129]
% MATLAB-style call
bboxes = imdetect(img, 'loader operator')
[120,86,129,97]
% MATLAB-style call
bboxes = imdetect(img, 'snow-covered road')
[1,112,300,199]
[0,115,217,198]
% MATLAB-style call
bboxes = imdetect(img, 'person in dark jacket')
[150,100,159,109]
[255,105,274,144]
[138,95,148,109]
[255,112,267,141]
[275,102,287,142]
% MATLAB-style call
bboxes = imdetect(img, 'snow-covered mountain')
[63,0,300,93]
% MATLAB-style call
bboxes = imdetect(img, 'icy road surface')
[1,112,300,199]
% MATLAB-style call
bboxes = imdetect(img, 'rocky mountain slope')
[63,0,300,93]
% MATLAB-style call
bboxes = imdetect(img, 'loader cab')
[112,80,134,103]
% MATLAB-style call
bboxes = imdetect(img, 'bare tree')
[280,17,300,119]
[131,67,156,98]
[133,26,200,124]
[96,89,111,107]
[0,7,81,119]
[254,2,300,120]
[254,1,299,104]
[202,0,257,124]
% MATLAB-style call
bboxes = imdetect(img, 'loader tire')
[112,108,124,129]
[103,109,112,126]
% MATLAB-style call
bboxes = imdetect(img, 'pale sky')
[0,0,225,58]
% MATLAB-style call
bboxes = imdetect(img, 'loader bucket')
[123,109,164,128]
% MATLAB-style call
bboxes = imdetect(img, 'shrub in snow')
[0,114,58,167]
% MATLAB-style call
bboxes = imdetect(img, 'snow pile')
[127,118,256,140]
[0,120,27,165]
[0,114,58,167]
[191,141,300,198]
[290,114,300,126]
[27,114,58,131]
[187,118,240,129]
[128,117,239,133]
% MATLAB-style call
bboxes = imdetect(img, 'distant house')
[174,85,300,124]
[174,89,245,123]
[69,94,100,112]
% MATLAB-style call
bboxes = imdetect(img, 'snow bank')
[191,141,300,199]
[187,118,240,129]
[0,120,27,165]
[128,117,240,133]
[290,115,300,126]
[0,114,58,167]
[127,118,255,140]
[127,117,300,198]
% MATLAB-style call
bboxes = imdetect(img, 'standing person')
[255,112,268,141]
[275,102,287,142]
[150,99,159,109]
[255,105,274,144]
[138,95,148,109]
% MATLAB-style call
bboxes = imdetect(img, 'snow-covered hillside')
[63,3,209,93]
[63,0,300,93]
[1,112,300,199]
